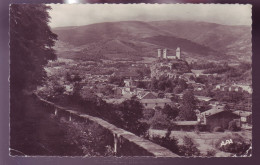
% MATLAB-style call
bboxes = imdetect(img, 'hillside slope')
[52,20,251,62]
[149,20,251,60]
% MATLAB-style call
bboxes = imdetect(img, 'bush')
[147,111,171,130]
[194,125,200,134]
[133,122,150,137]
[213,126,224,132]
[151,128,179,154]
[142,109,155,119]
[206,149,216,157]
[179,136,201,156]
[118,98,149,136]
[228,120,241,132]
[216,135,250,155]
[162,104,179,120]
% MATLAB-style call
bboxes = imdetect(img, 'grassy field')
[149,129,252,156]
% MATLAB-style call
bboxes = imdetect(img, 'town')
[37,46,252,156]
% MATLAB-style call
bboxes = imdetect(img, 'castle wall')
[157,49,161,58]
[163,49,167,59]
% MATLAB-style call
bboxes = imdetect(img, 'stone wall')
[36,95,179,157]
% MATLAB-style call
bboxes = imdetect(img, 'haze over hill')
[52,20,251,62]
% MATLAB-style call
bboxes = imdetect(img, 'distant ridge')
[52,20,251,62]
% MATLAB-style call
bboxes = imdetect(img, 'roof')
[173,121,199,126]
[140,92,158,99]
[232,111,252,117]
[104,98,126,104]
[140,98,172,104]
[122,93,133,99]
[191,69,204,75]
[176,94,214,101]
[195,96,214,102]
[183,73,195,76]
[200,106,226,117]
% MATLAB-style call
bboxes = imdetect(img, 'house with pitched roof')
[197,105,240,130]
[138,92,157,99]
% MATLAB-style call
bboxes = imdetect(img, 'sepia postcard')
[9,3,252,157]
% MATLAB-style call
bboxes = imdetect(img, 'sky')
[48,3,252,28]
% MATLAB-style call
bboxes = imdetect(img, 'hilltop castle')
[157,47,181,60]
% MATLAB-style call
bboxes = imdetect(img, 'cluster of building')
[191,69,219,79]
[106,76,252,132]
[215,83,252,94]
[45,46,252,132]
[173,103,252,131]
[108,78,173,109]
[150,62,190,79]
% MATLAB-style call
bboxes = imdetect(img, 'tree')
[66,72,82,83]
[118,98,148,136]
[228,120,241,132]
[147,110,170,129]
[158,81,166,91]
[136,81,146,89]
[179,90,197,120]
[136,69,144,79]
[10,4,58,121]
[108,76,124,87]
[178,79,188,90]
[179,136,200,156]
[179,105,197,121]
[9,4,58,154]
[100,85,114,96]
[182,90,196,106]
[151,128,179,154]
[73,74,82,82]
[10,4,57,94]
[239,62,251,71]
[150,77,159,91]
[173,85,184,94]
[162,104,179,120]
[206,150,216,157]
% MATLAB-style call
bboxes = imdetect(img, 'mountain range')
[52,20,251,62]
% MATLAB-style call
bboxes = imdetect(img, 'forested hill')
[149,20,251,61]
[52,21,251,62]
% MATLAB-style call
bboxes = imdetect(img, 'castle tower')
[163,49,167,59]
[176,47,181,59]
[157,49,161,58]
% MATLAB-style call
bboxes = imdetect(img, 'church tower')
[176,47,181,59]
